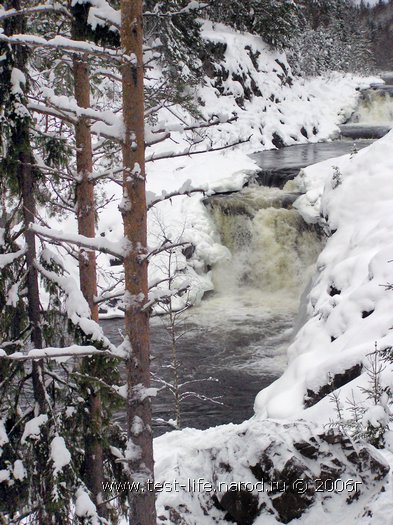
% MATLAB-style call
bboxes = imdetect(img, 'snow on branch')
[33,262,123,357]
[87,0,120,29]
[147,179,208,210]
[144,241,192,261]
[31,224,129,259]
[0,345,114,362]
[144,1,208,17]
[0,4,72,22]
[94,287,124,305]
[142,282,190,312]
[0,34,125,61]
[146,136,252,163]
[28,102,77,126]
[0,248,26,269]
[150,114,238,135]
[30,93,171,145]
[31,88,125,142]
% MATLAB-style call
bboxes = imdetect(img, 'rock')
[358,447,390,481]
[293,440,319,460]
[300,126,309,139]
[272,132,285,149]
[250,454,274,482]
[157,421,390,525]
[318,462,345,485]
[270,457,315,523]
[305,364,363,408]
[181,244,195,260]
[219,488,259,525]
[272,490,313,524]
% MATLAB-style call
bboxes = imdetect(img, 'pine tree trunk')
[120,1,157,523]
[6,2,48,520]
[71,21,106,516]
[73,54,99,321]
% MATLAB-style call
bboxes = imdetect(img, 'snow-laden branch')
[144,1,208,17]
[147,179,208,210]
[0,345,113,362]
[150,114,238,135]
[142,281,190,312]
[0,248,26,269]
[146,137,252,163]
[28,102,77,126]
[88,166,123,182]
[0,34,125,61]
[29,94,171,145]
[0,4,72,22]
[35,262,124,356]
[31,88,125,142]
[32,224,129,259]
[87,0,120,29]
[144,241,192,261]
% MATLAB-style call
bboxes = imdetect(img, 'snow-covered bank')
[255,130,393,423]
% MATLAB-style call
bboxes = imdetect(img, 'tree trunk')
[6,2,48,521]
[74,59,98,319]
[120,1,157,524]
[71,20,106,517]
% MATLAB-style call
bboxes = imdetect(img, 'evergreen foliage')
[207,0,302,49]
[144,0,203,83]
[288,0,373,75]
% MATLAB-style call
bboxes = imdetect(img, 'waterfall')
[349,88,393,125]
[205,186,322,311]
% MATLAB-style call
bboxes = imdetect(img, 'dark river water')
[250,139,373,187]
[102,302,293,436]
[103,135,382,437]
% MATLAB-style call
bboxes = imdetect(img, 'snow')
[9,13,393,523]
[21,414,48,444]
[0,248,26,269]
[125,439,142,461]
[13,460,26,481]
[1,345,113,362]
[254,131,393,421]
[75,487,98,520]
[0,420,8,452]
[84,0,120,30]
[363,405,389,429]
[10,67,26,95]
[0,470,10,483]
[50,436,71,476]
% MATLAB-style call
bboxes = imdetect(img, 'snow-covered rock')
[155,419,389,525]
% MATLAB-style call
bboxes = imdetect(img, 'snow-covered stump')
[154,420,389,525]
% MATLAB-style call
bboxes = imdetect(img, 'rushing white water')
[349,88,393,125]
[204,186,322,315]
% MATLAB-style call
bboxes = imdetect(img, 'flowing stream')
[103,81,393,436]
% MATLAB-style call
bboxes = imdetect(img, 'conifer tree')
[121,0,157,523]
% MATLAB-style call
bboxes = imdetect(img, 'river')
[103,81,393,437]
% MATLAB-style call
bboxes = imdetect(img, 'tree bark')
[120,1,157,524]
[71,20,106,517]
[6,2,48,521]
